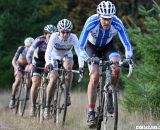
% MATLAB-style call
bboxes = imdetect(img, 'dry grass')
[0,90,159,130]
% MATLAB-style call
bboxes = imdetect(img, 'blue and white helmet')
[24,37,34,47]
[97,1,116,18]
[57,19,73,32]
[44,24,57,33]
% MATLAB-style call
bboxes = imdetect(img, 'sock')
[88,104,95,111]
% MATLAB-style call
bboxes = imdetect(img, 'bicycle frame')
[32,66,49,123]
[89,58,133,130]
[51,62,80,126]
[15,70,31,116]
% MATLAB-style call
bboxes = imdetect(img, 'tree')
[122,1,160,119]
[0,0,66,88]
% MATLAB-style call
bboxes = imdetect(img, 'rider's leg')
[87,64,99,127]
[9,71,22,108]
[63,58,74,105]
[87,64,99,112]
[11,71,22,99]
[30,75,41,116]
[104,53,121,114]
[45,70,58,107]
[44,70,58,119]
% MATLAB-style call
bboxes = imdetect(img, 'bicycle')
[49,62,81,126]
[88,57,133,130]
[34,66,49,123]
[14,70,31,117]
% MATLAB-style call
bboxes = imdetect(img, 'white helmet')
[44,24,57,33]
[97,1,116,18]
[57,19,73,32]
[24,37,34,47]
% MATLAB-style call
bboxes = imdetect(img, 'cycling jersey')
[26,36,47,66]
[14,46,28,65]
[45,32,84,68]
[79,14,133,61]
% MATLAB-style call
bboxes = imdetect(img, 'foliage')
[0,0,66,88]
[122,2,160,119]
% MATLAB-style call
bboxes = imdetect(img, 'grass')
[0,90,159,130]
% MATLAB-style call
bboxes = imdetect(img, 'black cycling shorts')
[32,59,45,76]
[16,61,26,71]
[85,40,119,60]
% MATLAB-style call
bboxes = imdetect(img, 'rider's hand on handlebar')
[45,63,53,72]
[78,67,84,83]
[79,67,84,75]
[87,57,99,64]
[123,58,132,68]
[86,58,92,64]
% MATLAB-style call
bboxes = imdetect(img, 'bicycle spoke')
[56,84,68,126]
[102,85,118,130]
[18,84,28,116]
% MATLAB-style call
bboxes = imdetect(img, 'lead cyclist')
[78,1,133,128]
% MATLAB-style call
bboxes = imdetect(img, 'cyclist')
[44,19,83,119]
[78,1,133,128]
[26,24,57,116]
[9,37,34,109]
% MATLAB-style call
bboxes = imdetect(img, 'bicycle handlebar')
[88,58,133,77]
[52,68,83,83]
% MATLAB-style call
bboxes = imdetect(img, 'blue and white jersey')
[79,14,133,61]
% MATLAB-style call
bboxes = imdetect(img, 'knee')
[112,66,121,76]
[32,78,40,88]
[49,71,58,83]
[63,59,73,70]
[15,78,21,83]
[65,72,73,79]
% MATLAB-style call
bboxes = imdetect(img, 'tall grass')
[0,91,159,130]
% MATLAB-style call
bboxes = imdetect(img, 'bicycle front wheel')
[14,78,23,115]
[36,86,45,123]
[56,83,68,126]
[18,83,28,116]
[103,84,118,130]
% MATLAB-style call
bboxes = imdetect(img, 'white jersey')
[45,32,84,68]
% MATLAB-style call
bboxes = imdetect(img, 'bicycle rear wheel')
[18,83,28,116]
[36,86,45,123]
[15,79,23,115]
[56,83,68,126]
[50,84,58,123]
[103,84,118,130]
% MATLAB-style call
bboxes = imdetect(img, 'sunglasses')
[61,31,70,34]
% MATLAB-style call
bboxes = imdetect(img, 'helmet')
[97,1,116,18]
[24,37,34,47]
[44,24,57,33]
[57,19,73,32]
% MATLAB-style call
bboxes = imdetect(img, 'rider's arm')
[72,34,85,68]
[45,33,54,66]
[12,46,24,69]
[26,38,39,64]
[112,16,133,59]
[79,15,98,61]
